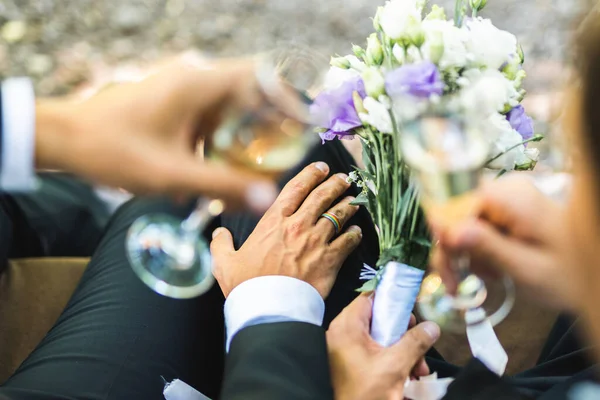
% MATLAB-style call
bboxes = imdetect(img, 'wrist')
[35,99,78,171]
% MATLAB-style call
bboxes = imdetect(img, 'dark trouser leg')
[0,173,110,275]
[221,140,381,326]
[0,198,225,400]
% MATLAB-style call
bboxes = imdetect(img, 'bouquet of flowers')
[311,0,542,347]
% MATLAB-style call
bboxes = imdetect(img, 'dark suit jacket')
[221,322,596,400]
[221,322,333,400]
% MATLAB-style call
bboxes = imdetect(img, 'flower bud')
[345,55,367,72]
[425,5,447,20]
[366,33,384,66]
[502,60,519,80]
[514,69,527,89]
[373,6,384,32]
[428,30,445,64]
[406,16,425,48]
[353,91,367,114]
[517,43,525,64]
[362,68,386,98]
[469,0,488,12]
[392,43,406,64]
[330,56,351,69]
[353,44,367,60]
[416,0,427,12]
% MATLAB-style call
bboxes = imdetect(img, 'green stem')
[485,134,543,166]
[389,111,401,247]
[368,130,387,251]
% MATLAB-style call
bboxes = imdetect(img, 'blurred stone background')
[0,0,593,167]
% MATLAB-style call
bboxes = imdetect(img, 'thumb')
[210,227,235,270]
[390,322,440,373]
[343,293,374,332]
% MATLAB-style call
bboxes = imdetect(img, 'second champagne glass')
[126,44,326,298]
[400,114,516,331]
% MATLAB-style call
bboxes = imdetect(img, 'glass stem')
[454,252,471,282]
[180,198,215,242]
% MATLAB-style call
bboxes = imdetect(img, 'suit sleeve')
[0,78,37,192]
[220,322,334,400]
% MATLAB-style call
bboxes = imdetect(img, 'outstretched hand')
[35,54,277,212]
[211,162,363,298]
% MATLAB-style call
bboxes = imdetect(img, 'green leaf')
[356,278,378,293]
[350,192,370,206]
[377,244,406,267]
[411,236,432,248]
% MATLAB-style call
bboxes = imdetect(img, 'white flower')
[345,55,367,72]
[390,95,429,121]
[463,18,517,70]
[379,0,422,40]
[486,113,527,170]
[362,68,386,98]
[323,66,360,90]
[359,97,394,134]
[347,171,359,183]
[421,19,469,69]
[460,69,519,116]
[515,147,540,169]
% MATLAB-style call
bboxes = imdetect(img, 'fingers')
[477,176,553,239]
[275,162,331,216]
[296,173,351,221]
[210,227,235,274]
[390,322,440,373]
[441,220,542,285]
[412,359,431,378]
[329,225,363,264]
[315,196,360,241]
[145,154,278,213]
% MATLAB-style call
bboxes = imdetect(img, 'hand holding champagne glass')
[401,114,515,331]
[127,44,326,299]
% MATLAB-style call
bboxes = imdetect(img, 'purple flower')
[506,105,534,141]
[310,76,366,142]
[385,61,444,99]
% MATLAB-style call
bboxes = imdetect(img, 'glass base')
[126,214,215,299]
[417,273,515,332]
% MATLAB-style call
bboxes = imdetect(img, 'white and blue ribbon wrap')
[369,262,425,347]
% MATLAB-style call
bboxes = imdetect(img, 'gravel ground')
[0,0,591,96]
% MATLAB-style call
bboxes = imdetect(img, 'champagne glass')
[126,44,326,298]
[400,113,516,331]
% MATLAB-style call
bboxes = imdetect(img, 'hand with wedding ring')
[211,162,363,298]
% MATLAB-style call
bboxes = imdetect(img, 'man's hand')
[431,176,578,310]
[211,162,363,298]
[327,294,440,400]
[35,55,277,212]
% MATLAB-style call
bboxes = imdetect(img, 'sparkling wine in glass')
[401,114,516,331]
[126,44,326,298]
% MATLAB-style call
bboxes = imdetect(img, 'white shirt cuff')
[1,77,37,191]
[224,276,325,351]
